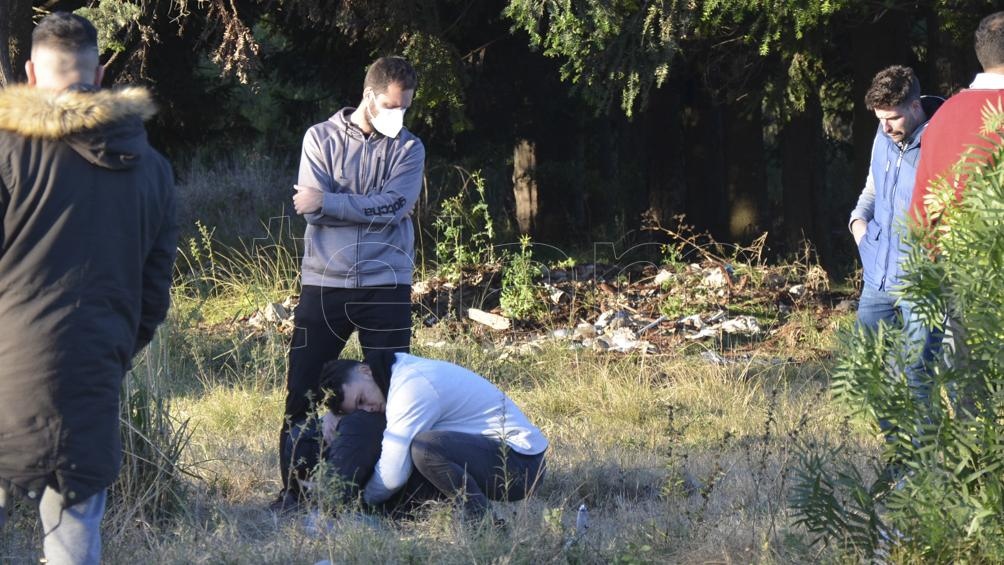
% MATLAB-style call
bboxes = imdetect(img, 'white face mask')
[367,93,405,138]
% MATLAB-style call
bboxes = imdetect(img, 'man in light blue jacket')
[273,56,425,511]
[849,65,943,422]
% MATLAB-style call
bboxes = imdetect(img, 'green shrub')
[500,235,545,321]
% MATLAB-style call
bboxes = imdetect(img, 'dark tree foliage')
[2,0,998,270]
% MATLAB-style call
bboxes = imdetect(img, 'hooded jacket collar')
[0,85,156,139]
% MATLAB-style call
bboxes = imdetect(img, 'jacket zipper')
[356,136,370,288]
[880,146,907,290]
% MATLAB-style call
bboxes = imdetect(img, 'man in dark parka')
[0,12,176,564]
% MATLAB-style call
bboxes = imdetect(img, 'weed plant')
[431,169,496,282]
[500,235,546,321]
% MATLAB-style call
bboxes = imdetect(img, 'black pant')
[279,284,411,494]
[409,431,546,518]
[323,415,546,518]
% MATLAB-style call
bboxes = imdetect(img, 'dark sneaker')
[268,491,303,515]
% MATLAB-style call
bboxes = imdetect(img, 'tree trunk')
[725,102,767,242]
[512,139,539,235]
[0,0,32,87]
[781,95,825,255]
[683,79,727,238]
[645,70,687,224]
[926,8,980,97]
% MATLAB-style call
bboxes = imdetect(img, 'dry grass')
[1,308,875,563]
[0,155,879,562]
[7,312,883,563]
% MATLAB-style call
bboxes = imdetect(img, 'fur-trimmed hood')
[0,85,158,170]
[0,85,156,138]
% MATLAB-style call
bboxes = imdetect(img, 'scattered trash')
[607,328,641,352]
[563,504,590,550]
[576,504,589,535]
[720,316,761,335]
[230,254,848,356]
[685,314,762,340]
[573,322,598,340]
[678,314,704,330]
[654,269,674,287]
[637,315,668,334]
[247,300,294,333]
[468,308,511,330]
[546,284,566,304]
[702,268,730,289]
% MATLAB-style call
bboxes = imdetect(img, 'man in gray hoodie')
[274,56,425,510]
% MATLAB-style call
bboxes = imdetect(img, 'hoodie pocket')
[355,221,414,275]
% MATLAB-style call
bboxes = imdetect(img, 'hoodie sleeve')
[849,133,878,230]
[0,174,7,252]
[320,138,425,227]
[363,371,441,504]
[134,161,178,356]
[297,127,355,227]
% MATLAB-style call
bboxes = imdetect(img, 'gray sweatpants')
[0,486,106,565]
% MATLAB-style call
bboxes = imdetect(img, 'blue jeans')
[856,286,943,423]
[0,486,106,564]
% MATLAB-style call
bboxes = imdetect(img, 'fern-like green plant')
[791,99,1004,561]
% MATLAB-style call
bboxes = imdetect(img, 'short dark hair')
[864,65,920,111]
[364,56,418,94]
[31,12,98,54]
[975,12,1004,71]
[318,359,365,414]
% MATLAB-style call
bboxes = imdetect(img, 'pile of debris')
[238,259,851,358]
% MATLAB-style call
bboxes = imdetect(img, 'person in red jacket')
[911,11,1004,224]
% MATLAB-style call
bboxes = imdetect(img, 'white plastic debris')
[720,316,761,335]
[702,268,729,289]
[654,269,673,287]
[468,308,511,330]
[594,310,615,328]
[573,323,598,340]
[546,284,566,304]
[411,280,432,296]
[576,504,589,535]
[678,314,704,330]
[607,328,640,352]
